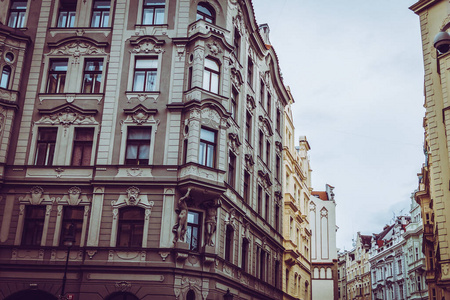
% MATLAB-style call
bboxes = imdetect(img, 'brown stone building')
[0,0,291,299]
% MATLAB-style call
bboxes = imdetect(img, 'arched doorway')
[4,289,58,300]
[105,292,139,300]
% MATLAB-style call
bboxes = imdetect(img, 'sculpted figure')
[172,188,191,243]
[204,199,221,246]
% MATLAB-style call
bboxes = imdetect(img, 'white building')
[310,184,338,300]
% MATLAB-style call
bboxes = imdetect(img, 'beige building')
[282,90,312,300]
[310,185,338,300]
[345,233,372,300]
[410,1,450,299]
[337,251,348,300]
[0,0,292,299]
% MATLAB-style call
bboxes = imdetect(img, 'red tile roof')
[312,191,328,200]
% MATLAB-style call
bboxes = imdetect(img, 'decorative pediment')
[244,154,254,171]
[257,170,272,187]
[58,186,91,205]
[320,207,328,218]
[130,36,165,54]
[112,186,154,209]
[228,132,242,154]
[47,37,108,64]
[258,115,273,136]
[37,104,98,127]
[231,68,244,89]
[274,190,282,203]
[246,94,256,111]
[19,186,55,205]
[123,104,158,125]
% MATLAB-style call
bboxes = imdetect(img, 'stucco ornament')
[67,186,82,205]
[48,41,106,64]
[207,41,222,56]
[172,188,192,243]
[38,108,97,128]
[132,39,164,54]
[126,186,140,205]
[132,109,150,124]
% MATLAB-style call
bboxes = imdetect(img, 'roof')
[311,191,328,200]
[360,235,372,247]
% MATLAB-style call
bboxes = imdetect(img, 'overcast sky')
[252,0,425,250]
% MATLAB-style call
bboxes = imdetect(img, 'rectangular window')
[47,59,68,93]
[35,128,58,166]
[231,88,238,120]
[228,151,236,188]
[243,170,250,204]
[22,206,45,246]
[259,249,266,280]
[60,206,84,246]
[247,58,253,87]
[187,66,193,90]
[71,127,94,166]
[8,0,27,28]
[266,140,270,165]
[265,192,270,221]
[142,0,164,25]
[259,130,264,158]
[276,109,281,133]
[225,225,233,262]
[245,111,252,143]
[82,59,103,93]
[133,57,157,91]
[125,127,151,165]
[241,238,248,272]
[186,211,201,251]
[257,185,262,215]
[199,128,216,168]
[233,28,240,59]
[91,0,110,27]
[57,0,77,28]
[267,93,271,116]
[276,155,281,181]
[275,205,279,231]
[118,207,144,247]
[260,80,265,104]
[203,58,220,94]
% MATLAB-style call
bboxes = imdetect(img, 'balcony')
[0,88,19,105]
[188,20,228,39]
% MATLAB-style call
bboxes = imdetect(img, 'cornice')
[409,0,442,14]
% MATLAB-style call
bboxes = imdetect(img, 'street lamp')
[223,289,233,300]
[60,223,76,300]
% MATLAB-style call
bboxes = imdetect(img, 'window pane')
[138,144,149,159]
[91,11,100,27]
[206,144,214,167]
[128,128,151,139]
[198,143,205,165]
[145,71,156,91]
[0,67,11,89]
[93,1,110,8]
[51,61,68,71]
[210,73,219,93]
[200,128,215,143]
[197,4,212,16]
[142,9,154,25]
[204,59,219,71]
[154,8,164,24]
[133,71,145,91]
[101,12,109,27]
[136,58,157,69]
[57,11,68,27]
[126,145,138,159]
[202,70,211,90]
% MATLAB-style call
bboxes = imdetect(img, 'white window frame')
[136,0,167,25]
[119,121,158,165]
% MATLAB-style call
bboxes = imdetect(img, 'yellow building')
[282,90,312,300]
[410,1,450,299]
[346,233,372,300]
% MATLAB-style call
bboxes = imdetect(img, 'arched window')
[186,290,195,300]
[0,66,11,89]
[117,207,145,247]
[196,2,215,24]
[203,58,219,93]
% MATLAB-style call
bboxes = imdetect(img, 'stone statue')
[204,199,221,247]
[172,188,191,243]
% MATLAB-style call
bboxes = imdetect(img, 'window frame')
[141,0,165,25]
[127,53,162,96]
[196,2,215,24]
[81,58,104,93]
[0,66,12,89]
[59,206,85,246]
[57,0,77,28]
[71,127,95,166]
[247,58,253,87]
[231,88,238,120]
[7,0,28,28]
[34,127,58,166]
[233,27,240,60]
[124,126,152,165]
[225,224,234,262]
[90,0,111,28]
[132,57,158,92]
[228,151,236,188]
[117,206,145,248]
[245,111,252,144]
[198,127,216,168]
[203,57,220,94]
[46,59,69,94]
[186,210,201,252]
[243,170,250,204]
[21,206,46,246]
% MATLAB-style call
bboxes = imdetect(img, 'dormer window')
[196,2,215,24]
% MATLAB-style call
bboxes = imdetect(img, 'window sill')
[48,27,112,38]
[134,24,169,36]
[125,91,160,103]
[38,93,104,104]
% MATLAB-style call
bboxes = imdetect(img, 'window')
[57,0,76,28]
[133,57,157,92]
[266,140,270,165]
[265,193,270,220]
[0,66,11,89]
[276,155,281,181]
[82,59,103,93]
[196,2,215,23]
[142,0,164,25]
[72,127,94,166]
[125,127,151,165]
[276,109,281,133]
[231,88,238,120]
[257,186,262,215]
[247,58,253,86]
[275,205,280,231]
[260,80,265,104]
[35,128,58,166]
[203,58,220,93]
[267,93,271,116]
[22,206,45,245]
[258,247,266,280]
[258,130,264,158]
[241,238,249,272]
[8,0,27,28]
[245,112,252,143]
[225,225,233,262]
[91,0,110,27]
[186,211,200,251]
[60,206,84,246]
[233,28,240,59]
[243,171,250,204]
[186,290,196,300]
[187,66,193,90]
[228,151,236,188]
[117,207,144,247]
[47,59,68,93]
[199,128,216,167]
[275,260,280,288]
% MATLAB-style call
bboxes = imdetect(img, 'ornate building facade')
[0,0,291,299]
[337,251,348,300]
[368,217,410,300]
[310,185,338,300]
[410,1,450,299]
[282,90,312,300]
